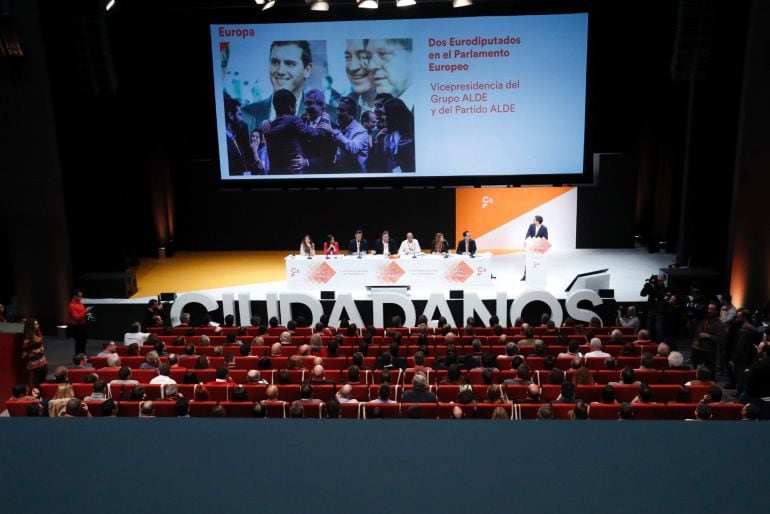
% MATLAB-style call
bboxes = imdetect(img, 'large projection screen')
[212,13,589,184]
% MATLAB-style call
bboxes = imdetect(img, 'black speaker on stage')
[598,289,615,299]
[320,291,335,300]
[78,271,137,299]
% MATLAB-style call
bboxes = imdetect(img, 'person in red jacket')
[68,290,92,355]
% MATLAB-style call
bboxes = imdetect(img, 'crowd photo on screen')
[224,38,415,176]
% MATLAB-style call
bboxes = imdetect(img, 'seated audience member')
[298,383,321,403]
[110,366,138,386]
[618,402,633,420]
[369,383,395,404]
[688,403,713,421]
[63,398,91,418]
[584,338,611,359]
[656,342,671,358]
[84,380,108,401]
[519,383,541,403]
[123,322,150,346]
[609,367,642,387]
[558,340,582,360]
[8,383,41,403]
[325,397,342,419]
[570,400,589,420]
[637,353,655,371]
[150,363,176,385]
[685,365,717,387]
[537,404,554,420]
[555,382,576,403]
[596,385,617,405]
[48,384,75,417]
[573,365,595,386]
[702,385,725,404]
[51,366,70,383]
[246,369,269,385]
[96,341,118,358]
[205,366,236,386]
[668,351,689,370]
[69,353,91,370]
[126,343,140,357]
[631,384,655,404]
[548,368,565,385]
[402,373,438,403]
[140,351,160,370]
[335,384,358,403]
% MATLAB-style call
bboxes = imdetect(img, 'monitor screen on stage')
[211,12,589,184]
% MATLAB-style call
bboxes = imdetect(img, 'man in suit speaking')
[522,215,548,280]
[456,230,477,256]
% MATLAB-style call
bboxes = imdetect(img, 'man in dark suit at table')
[373,230,398,256]
[348,229,368,255]
[456,230,477,256]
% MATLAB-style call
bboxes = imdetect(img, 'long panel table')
[285,253,492,290]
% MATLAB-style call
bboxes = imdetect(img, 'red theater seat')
[588,403,620,420]
[631,403,666,420]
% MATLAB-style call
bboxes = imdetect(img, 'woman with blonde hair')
[299,234,315,257]
[48,384,75,417]
[22,318,47,388]
[432,232,449,254]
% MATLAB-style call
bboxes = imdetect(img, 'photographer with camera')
[640,274,668,341]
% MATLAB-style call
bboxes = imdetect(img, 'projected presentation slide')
[211,13,588,181]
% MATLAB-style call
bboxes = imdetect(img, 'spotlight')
[397,0,417,6]
[357,0,379,8]
[254,0,265,4]
[307,0,330,10]
[105,0,116,10]
[262,0,276,10]
[452,0,473,7]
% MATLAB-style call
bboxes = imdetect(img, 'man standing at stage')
[242,40,313,134]
[522,215,548,280]
[68,290,92,355]
[691,301,726,373]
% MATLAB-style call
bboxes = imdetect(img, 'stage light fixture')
[262,0,276,10]
[397,0,417,6]
[105,0,116,10]
[357,0,379,8]
[307,0,330,10]
[254,0,266,4]
[452,0,473,7]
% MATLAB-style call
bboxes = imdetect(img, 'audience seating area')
[7,325,745,420]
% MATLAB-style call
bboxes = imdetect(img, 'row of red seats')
[93,353,667,371]
[67,367,697,386]
[6,400,741,420]
[115,343,660,359]
[141,333,642,348]
[147,325,637,337]
[37,383,712,404]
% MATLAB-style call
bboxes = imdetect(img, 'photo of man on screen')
[241,40,313,134]
[365,38,413,111]
[345,39,376,112]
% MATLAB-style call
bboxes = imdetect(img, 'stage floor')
[91,248,676,304]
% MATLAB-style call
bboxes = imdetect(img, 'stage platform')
[88,248,676,304]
